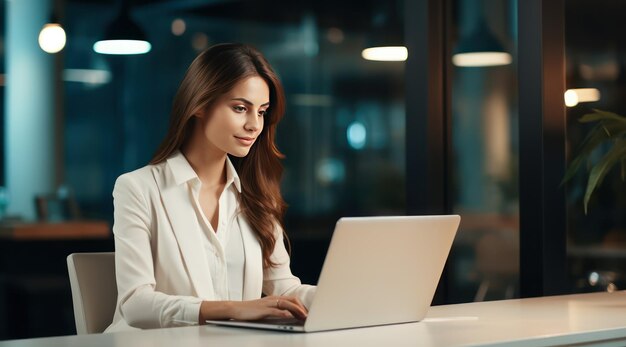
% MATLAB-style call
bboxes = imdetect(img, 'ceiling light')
[39,15,66,54]
[453,19,511,67]
[94,1,151,55]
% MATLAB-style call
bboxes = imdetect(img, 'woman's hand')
[199,296,308,324]
[230,296,308,321]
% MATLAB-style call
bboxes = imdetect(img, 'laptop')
[206,215,460,332]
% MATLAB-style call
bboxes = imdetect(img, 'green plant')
[563,109,626,214]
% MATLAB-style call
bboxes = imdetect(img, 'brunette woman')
[106,43,314,332]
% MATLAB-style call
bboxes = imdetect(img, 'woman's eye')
[233,106,246,113]
[258,110,267,117]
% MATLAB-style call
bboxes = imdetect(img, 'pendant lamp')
[452,17,511,67]
[361,8,407,62]
[93,0,151,55]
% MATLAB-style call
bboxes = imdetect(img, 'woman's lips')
[235,136,255,146]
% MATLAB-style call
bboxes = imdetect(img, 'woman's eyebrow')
[231,97,270,107]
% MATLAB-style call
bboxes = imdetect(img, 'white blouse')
[187,156,245,301]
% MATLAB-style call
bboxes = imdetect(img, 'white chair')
[67,252,117,334]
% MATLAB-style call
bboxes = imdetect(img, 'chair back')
[67,252,117,334]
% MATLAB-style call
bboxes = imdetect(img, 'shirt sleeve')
[262,224,317,308]
[112,173,203,329]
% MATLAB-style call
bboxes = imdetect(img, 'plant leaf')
[563,123,609,185]
[584,140,626,214]
[562,154,587,185]
[600,121,626,138]
[564,123,612,175]
[575,121,626,159]
[576,124,607,154]
[581,109,626,123]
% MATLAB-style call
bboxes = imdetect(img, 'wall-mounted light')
[452,18,511,67]
[39,15,66,54]
[93,0,151,55]
[362,46,408,61]
[564,88,601,107]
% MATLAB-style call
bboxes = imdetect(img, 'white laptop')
[206,215,460,332]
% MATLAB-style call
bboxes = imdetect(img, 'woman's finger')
[275,299,307,320]
[260,296,307,320]
[268,308,293,318]
[281,296,308,314]
[290,296,308,313]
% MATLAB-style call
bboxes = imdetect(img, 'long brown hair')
[150,43,287,268]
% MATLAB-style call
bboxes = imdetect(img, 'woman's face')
[196,75,270,158]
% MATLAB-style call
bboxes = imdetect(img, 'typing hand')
[199,296,308,323]
[230,296,308,321]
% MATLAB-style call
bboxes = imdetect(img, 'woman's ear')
[191,108,204,119]
[191,104,210,119]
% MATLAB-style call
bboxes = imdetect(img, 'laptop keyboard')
[256,317,305,326]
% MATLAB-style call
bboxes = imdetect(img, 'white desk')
[2,291,626,347]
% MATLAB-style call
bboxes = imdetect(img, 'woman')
[105,43,315,332]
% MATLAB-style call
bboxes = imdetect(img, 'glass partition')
[447,0,519,303]
[565,0,626,293]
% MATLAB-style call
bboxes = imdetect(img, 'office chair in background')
[35,185,80,222]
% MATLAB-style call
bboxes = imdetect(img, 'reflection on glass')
[448,0,519,303]
[565,0,626,295]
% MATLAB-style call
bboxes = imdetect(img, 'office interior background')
[0,0,624,340]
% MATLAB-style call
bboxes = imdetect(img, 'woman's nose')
[245,113,261,131]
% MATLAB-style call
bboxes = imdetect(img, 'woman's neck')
[181,141,227,189]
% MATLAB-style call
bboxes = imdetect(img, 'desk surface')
[2,291,626,347]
